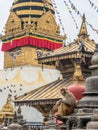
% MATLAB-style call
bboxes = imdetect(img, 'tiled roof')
[15,78,72,105]
[38,40,95,60]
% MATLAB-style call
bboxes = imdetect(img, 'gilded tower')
[0,0,63,122]
[1,0,64,68]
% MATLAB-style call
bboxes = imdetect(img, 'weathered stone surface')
[57,44,98,130]
[86,109,98,129]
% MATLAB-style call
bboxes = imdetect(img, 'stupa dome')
[2,0,64,66]
[12,0,55,21]
[68,84,86,102]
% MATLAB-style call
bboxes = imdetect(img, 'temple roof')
[38,39,95,63]
[37,14,96,63]
[15,78,72,105]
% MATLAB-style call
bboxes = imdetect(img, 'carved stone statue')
[53,88,76,116]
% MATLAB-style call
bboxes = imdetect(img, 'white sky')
[0,0,98,68]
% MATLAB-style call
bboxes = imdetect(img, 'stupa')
[0,95,14,125]
[1,0,64,68]
[0,0,64,123]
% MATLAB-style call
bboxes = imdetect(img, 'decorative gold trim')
[16,10,43,15]
[2,29,63,41]
[38,52,93,64]
[12,2,43,8]
[12,2,54,11]
[72,61,84,84]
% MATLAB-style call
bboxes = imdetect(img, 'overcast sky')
[0,0,98,69]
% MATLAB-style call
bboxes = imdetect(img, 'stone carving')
[66,116,81,130]
[91,44,98,65]
[43,111,60,130]
[86,109,98,129]
[8,112,22,130]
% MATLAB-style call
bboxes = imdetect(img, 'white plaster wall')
[0,65,59,122]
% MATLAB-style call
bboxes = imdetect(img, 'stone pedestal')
[86,109,98,129]
[60,124,66,130]
[43,112,60,130]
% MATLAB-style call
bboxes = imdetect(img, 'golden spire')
[73,62,84,84]
[28,15,31,25]
[2,0,64,68]
[0,95,14,123]
[78,14,89,39]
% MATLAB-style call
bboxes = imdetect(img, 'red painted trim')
[2,36,62,51]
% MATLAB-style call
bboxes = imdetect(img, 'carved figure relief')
[37,11,60,34]
[5,12,21,35]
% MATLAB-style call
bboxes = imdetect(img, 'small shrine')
[0,95,14,125]
[8,112,22,130]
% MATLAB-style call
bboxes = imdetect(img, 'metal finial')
[82,13,85,23]
[13,111,17,123]
[17,105,21,114]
